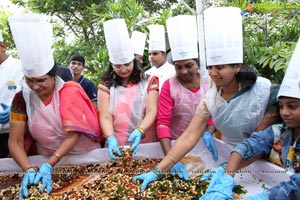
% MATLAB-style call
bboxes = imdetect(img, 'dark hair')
[47,62,58,77]
[70,54,85,66]
[235,64,257,88]
[100,59,145,87]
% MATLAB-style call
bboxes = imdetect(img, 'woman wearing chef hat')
[134,7,279,190]
[199,36,300,200]
[156,15,215,179]
[98,18,159,160]
[7,14,102,198]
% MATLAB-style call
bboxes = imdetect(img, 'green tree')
[0,6,17,55]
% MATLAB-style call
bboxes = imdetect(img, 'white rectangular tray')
[0,138,292,197]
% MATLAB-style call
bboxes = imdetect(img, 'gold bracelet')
[136,127,145,139]
[166,154,176,164]
[53,153,60,161]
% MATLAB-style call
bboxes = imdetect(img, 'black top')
[57,66,73,82]
[77,75,97,102]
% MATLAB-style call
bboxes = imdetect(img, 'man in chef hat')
[199,37,300,200]
[8,13,102,198]
[131,30,146,64]
[145,24,175,91]
[0,31,23,158]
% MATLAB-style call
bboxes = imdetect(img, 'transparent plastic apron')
[206,77,271,149]
[23,78,98,156]
[110,79,156,145]
[169,74,210,139]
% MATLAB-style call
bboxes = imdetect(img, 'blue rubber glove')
[18,168,37,200]
[0,103,10,124]
[243,191,268,200]
[127,129,142,157]
[170,162,189,180]
[202,131,218,161]
[133,171,158,190]
[34,163,53,194]
[107,135,122,160]
[200,169,235,200]
[201,166,225,182]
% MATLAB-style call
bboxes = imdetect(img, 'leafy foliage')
[3,0,300,85]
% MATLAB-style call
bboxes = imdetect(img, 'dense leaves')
[1,0,300,85]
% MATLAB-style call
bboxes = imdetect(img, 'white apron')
[205,77,271,149]
[23,77,99,156]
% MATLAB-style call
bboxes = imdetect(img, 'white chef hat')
[277,37,300,99]
[167,15,198,61]
[0,32,3,42]
[8,13,54,77]
[103,18,134,65]
[204,7,243,66]
[131,31,146,56]
[148,24,166,52]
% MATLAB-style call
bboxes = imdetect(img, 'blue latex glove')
[18,168,37,200]
[170,162,189,180]
[107,135,122,160]
[133,171,158,190]
[202,131,218,161]
[0,103,10,124]
[243,191,268,200]
[200,170,235,200]
[127,129,142,157]
[34,163,53,194]
[201,166,225,182]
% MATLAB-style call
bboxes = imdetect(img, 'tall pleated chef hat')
[8,13,54,77]
[103,18,134,65]
[0,32,3,42]
[148,24,166,52]
[277,37,300,99]
[166,15,198,61]
[204,7,243,66]
[131,31,146,56]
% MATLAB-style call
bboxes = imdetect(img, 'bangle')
[24,165,39,172]
[166,155,176,164]
[135,127,145,139]
[152,167,164,180]
[53,153,60,161]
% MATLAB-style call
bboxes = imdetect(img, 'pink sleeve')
[156,80,173,140]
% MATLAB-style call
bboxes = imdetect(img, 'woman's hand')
[107,135,122,160]
[128,129,142,157]
[18,167,38,200]
[34,163,53,194]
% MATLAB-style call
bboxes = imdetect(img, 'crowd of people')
[0,6,299,200]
